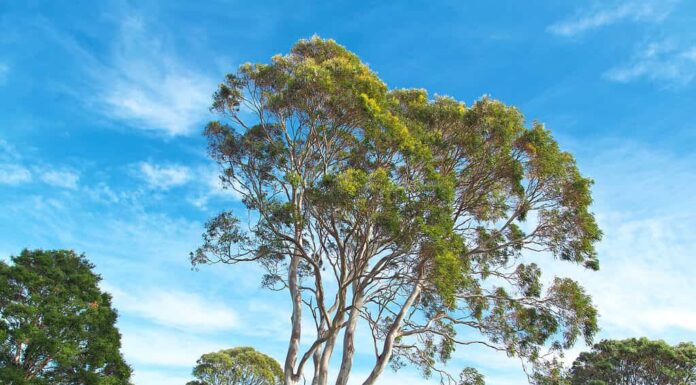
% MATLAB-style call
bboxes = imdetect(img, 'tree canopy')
[193,36,602,385]
[567,338,696,385]
[186,347,283,385]
[0,249,132,385]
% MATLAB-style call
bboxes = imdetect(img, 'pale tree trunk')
[284,250,302,385]
[311,345,322,385]
[361,282,422,385]
[285,193,304,385]
[316,331,339,385]
[334,291,364,385]
[335,227,371,385]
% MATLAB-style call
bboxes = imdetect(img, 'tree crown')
[194,36,602,385]
[567,338,696,385]
[188,347,283,385]
[0,249,132,385]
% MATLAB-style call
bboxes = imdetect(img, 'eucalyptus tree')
[186,347,282,385]
[193,37,602,385]
[0,249,132,385]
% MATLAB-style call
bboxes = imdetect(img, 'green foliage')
[187,347,283,385]
[195,37,603,385]
[567,338,696,385]
[0,249,132,385]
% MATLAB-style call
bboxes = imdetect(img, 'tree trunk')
[284,209,304,385]
[284,250,302,385]
[361,282,422,385]
[316,321,340,385]
[334,292,364,385]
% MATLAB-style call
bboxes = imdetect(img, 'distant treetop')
[187,347,282,385]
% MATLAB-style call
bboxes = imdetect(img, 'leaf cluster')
[0,249,132,385]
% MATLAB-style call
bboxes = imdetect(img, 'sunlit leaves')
[188,347,283,385]
[195,37,603,385]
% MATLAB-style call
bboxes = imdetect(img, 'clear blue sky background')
[1,1,695,384]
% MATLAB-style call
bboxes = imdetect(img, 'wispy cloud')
[132,371,193,385]
[83,182,121,204]
[136,161,191,190]
[40,169,80,190]
[188,167,243,208]
[120,327,227,367]
[0,140,80,189]
[604,41,696,86]
[347,369,442,385]
[0,139,20,161]
[0,163,32,185]
[532,141,696,338]
[96,17,216,136]
[108,286,237,332]
[548,0,678,37]
[38,14,217,136]
[543,212,696,336]
[0,62,8,86]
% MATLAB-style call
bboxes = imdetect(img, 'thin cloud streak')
[531,141,696,337]
[0,62,8,85]
[108,286,238,332]
[548,0,678,37]
[136,161,192,190]
[40,169,80,190]
[120,327,227,367]
[97,16,217,136]
[0,163,32,185]
[604,41,696,86]
[133,371,193,385]
[32,14,217,136]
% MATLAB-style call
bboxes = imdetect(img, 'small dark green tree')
[0,249,132,385]
[567,338,696,385]
[186,347,282,385]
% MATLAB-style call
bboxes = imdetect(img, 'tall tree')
[193,37,602,385]
[186,347,282,385]
[0,249,132,385]
[567,338,696,385]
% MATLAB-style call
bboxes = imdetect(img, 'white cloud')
[109,286,237,332]
[40,169,80,189]
[583,214,696,334]
[17,15,216,136]
[0,163,32,185]
[239,300,292,341]
[207,171,243,199]
[132,370,193,385]
[0,62,8,85]
[189,168,243,208]
[0,139,20,161]
[347,369,436,385]
[548,0,678,37]
[0,141,81,189]
[97,17,216,136]
[604,41,696,86]
[120,327,227,367]
[137,161,191,190]
[529,142,696,338]
[83,182,121,204]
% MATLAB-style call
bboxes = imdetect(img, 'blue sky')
[1,1,695,384]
